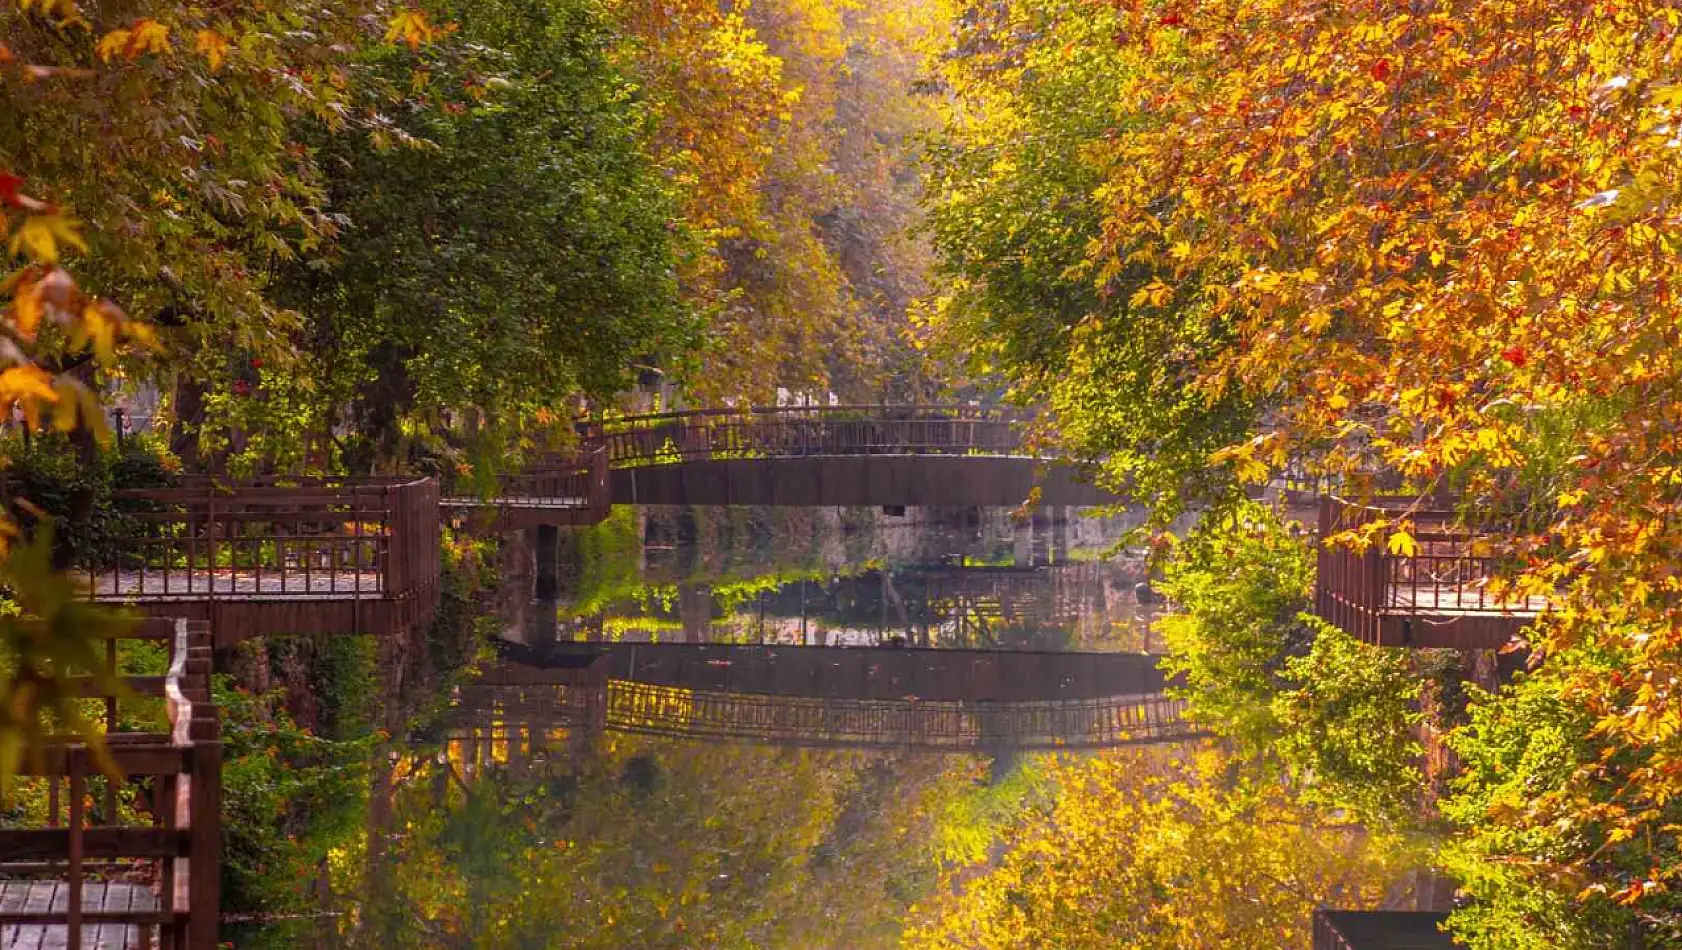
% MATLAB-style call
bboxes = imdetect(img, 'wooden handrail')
[588,404,1024,428]
[0,617,221,950]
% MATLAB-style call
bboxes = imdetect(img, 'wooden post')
[189,712,221,950]
[67,753,84,950]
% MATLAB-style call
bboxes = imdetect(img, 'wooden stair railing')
[0,616,221,950]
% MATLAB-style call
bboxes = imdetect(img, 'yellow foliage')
[193,29,228,70]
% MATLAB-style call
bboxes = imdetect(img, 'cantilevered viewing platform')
[1313,496,1547,649]
[80,477,441,644]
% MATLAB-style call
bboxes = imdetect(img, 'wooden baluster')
[68,753,84,950]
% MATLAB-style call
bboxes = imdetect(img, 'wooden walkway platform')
[443,448,610,528]
[82,477,440,643]
[0,883,157,950]
[1313,496,1547,648]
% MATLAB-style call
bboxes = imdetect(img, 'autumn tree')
[611,0,943,404]
[921,0,1254,514]
[925,0,1682,942]
[271,0,693,470]
[904,747,1422,950]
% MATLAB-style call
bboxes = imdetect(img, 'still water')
[230,505,1170,948]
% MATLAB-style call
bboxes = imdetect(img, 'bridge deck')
[1314,496,1546,648]
[86,569,387,599]
[0,883,158,950]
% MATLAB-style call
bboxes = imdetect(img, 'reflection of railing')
[584,405,1026,469]
[83,476,439,607]
[606,682,1194,750]
[0,618,221,949]
[443,447,611,527]
[1314,496,1544,648]
[451,676,1200,751]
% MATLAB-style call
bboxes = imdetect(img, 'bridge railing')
[451,676,1198,751]
[584,405,1028,468]
[82,476,440,614]
[443,447,610,522]
[1314,495,1546,647]
[607,682,1195,750]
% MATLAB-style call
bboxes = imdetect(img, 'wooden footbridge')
[586,405,1118,508]
[446,644,1200,752]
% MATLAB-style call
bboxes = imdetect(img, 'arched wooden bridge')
[587,405,1118,508]
[447,405,1120,519]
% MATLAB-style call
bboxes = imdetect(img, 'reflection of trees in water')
[568,560,1161,653]
[329,735,984,950]
[630,505,1137,588]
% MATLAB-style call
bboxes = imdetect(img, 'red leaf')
[1500,346,1529,368]
[1370,59,1392,82]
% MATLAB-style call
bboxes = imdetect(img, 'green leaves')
[0,531,135,793]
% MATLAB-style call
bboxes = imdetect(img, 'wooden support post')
[189,711,221,950]
[532,525,560,647]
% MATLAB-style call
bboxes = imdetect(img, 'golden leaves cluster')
[0,176,155,449]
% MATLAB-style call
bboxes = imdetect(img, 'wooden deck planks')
[0,881,158,950]
[1389,586,1547,617]
[87,569,386,600]
[444,495,591,510]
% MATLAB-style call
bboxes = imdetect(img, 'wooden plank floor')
[0,881,157,950]
[1389,587,1547,616]
[86,569,386,599]
[445,495,591,510]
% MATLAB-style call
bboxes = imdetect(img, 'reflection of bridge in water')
[449,644,1202,752]
[544,560,1160,653]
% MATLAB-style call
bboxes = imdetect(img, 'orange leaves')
[385,9,444,52]
[0,171,153,437]
[12,0,83,26]
[96,18,170,62]
[193,29,229,71]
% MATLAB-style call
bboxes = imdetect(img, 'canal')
[225,504,1177,947]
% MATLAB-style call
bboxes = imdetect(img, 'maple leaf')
[95,29,130,63]
[7,215,86,264]
[127,19,171,56]
[1500,345,1529,368]
[385,10,441,52]
[194,30,230,71]
[1386,530,1420,558]
[98,19,171,61]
